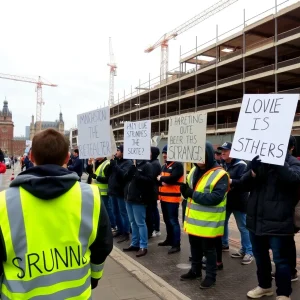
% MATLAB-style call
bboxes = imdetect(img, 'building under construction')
[110,1,300,146]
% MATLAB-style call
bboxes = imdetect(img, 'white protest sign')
[77,107,112,159]
[230,94,299,166]
[123,120,151,160]
[167,112,207,163]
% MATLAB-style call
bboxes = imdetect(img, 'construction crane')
[0,73,57,132]
[108,37,117,106]
[145,0,238,81]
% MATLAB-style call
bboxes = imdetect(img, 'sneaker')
[202,256,207,266]
[180,269,201,281]
[231,249,245,258]
[154,230,161,236]
[111,227,118,232]
[242,254,254,265]
[247,286,273,298]
[276,297,290,300]
[272,272,298,282]
[151,231,157,238]
[117,233,130,243]
[200,277,215,289]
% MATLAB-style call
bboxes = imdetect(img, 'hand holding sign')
[230,94,299,166]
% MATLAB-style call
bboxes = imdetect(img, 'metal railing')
[277,56,300,69]
[278,25,300,41]
[218,74,243,85]
[245,64,274,77]
[246,36,274,52]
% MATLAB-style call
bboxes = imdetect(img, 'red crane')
[0,73,57,132]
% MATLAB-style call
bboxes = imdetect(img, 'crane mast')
[108,37,117,106]
[0,73,57,134]
[145,0,239,81]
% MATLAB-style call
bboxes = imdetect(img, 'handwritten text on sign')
[167,113,207,163]
[230,94,299,166]
[77,107,111,159]
[124,120,151,160]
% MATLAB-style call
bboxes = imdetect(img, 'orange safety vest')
[159,162,184,203]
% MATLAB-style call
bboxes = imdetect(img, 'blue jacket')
[68,156,83,177]
[220,159,248,212]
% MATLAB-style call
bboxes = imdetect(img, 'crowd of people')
[0,130,299,299]
[85,136,300,299]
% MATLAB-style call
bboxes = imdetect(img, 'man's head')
[162,145,168,162]
[116,145,124,159]
[31,129,70,166]
[73,149,79,157]
[150,147,160,161]
[218,142,232,163]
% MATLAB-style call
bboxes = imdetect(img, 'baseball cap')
[218,142,232,151]
[117,145,124,153]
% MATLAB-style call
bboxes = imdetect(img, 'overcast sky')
[0,0,297,136]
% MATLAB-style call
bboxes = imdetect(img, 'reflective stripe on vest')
[0,182,101,299]
[159,162,184,203]
[92,160,110,196]
[184,167,229,238]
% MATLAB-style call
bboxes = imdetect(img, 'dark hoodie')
[1,165,113,286]
[150,147,161,201]
[191,142,229,206]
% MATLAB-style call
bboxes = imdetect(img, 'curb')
[110,247,191,300]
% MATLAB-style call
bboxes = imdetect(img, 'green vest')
[0,182,103,299]
[93,160,110,196]
[184,166,229,238]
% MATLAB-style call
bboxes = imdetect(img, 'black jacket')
[234,153,300,236]
[124,161,154,205]
[190,142,229,206]
[2,165,113,287]
[150,147,161,202]
[107,158,133,197]
[68,156,83,177]
[86,159,109,185]
[220,159,248,212]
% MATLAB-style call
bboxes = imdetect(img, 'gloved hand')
[251,155,262,174]
[92,173,97,179]
[180,183,194,199]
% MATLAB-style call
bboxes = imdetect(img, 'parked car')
[4,157,11,169]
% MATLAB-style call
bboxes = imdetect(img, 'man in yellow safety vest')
[180,141,229,289]
[91,157,116,231]
[0,128,113,299]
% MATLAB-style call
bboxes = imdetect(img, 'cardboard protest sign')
[124,120,151,160]
[167,112,207,163]
[230,94,299,166]
[77,107,112,159]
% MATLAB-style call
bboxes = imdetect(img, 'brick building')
[12,138,26,156]
[0,100,14,155]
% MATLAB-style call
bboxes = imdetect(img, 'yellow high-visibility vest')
[0,182,103,299]
[184,166,229,238]
[92,160,110,196]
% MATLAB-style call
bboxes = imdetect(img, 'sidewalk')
[93,255,161,300]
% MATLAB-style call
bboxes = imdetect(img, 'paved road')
[113,206,300,300]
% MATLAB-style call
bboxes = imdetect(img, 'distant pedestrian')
[67,149,83,181]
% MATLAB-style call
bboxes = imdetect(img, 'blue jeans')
[102,195,116,228]
[222,209,253,255]
[161,201,181,247]
[110,196,130,234]
[250,232,292,297]
[126,202,148,249]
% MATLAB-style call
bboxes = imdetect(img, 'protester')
[67,149,83,181]
[108,145,132,243]
[218,142,253,265]
[214,149,222,164]
[0,129,113,298]
[24,148,34,169]
[158,145,184,254]
[146,147,162,238]
[90,157,116,232]
[232,135,300,299]
[123,160,154,257]
[180,141,229,289]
